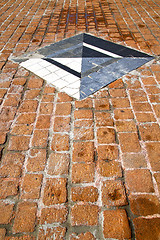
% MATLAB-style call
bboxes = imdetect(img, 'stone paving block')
[38,226,66,240]
[70,232,96,240]
[0,202,14,224]
[97,160,122,178]
[71,186,98,203]
[40,206,68,224]
[72,141,94,163]
[72,163,95,183]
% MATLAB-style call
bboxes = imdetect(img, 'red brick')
[27,149,46,172]
[72,142,94,163]
[74,109,93,119]
[24,89,40,99]
[12,77,27,86]
[97,160,122,177]
[94,98,110,110]
[4,94,21,107]
[32,130,48,147]
[55,102,71,115]
[126,79,141,89]
[116,120,137,132]
[108,78,124,88]
[109,88,127,97]
[71,204,99,226]
[9,85,23,94]
[40,206,68,224]
[129,89,148,102]
[74,128,94,141]
[16,113,36,124]
[0,131,7,144]
[0,164,22,178]
[27,76,43,88]
[97,127,116,144]
[94,89,109,98]
[19,100,38,112]
[36,115,51,129]
[71,186,98,202]
[51,133,69,151]
[133,218,160,240]
[154,172,160,193]
[125,169,154,193]
[43,178,67,205]
[43,86,55,94]
[102,180,127,206]
[12,202,37,233]
[70,232,96,240]
[38,226,66,240]
[142,76,157,85]
[153,104,160,118]
[42,94,54,102]
[47,152,69,175]
[15,67,29,77]
[1,152,25,166]
[0,89,7,98]
[103,209,131,239]
[8,135,30,150]
[5,235,35,240]
[75,98,93,108]
[0,107,16,121]
[72,163,95,183]
[122,153,147,169]
[97,145,118,161]
[129,194,160,216]
[118,132,141,152]
[111,98,130,108]
[0,229,6,239]
[11,124,33,135]
[95,112,113,127]
[136,112,156,122]
[0,81,10,88]
[54,116,70,132]
[139,123,160,141]
[0,202,14,224]
[21,174,43,199]
[146,142,160,171]
[146,85,160,94]
[0,178,19,199]
[39,102,53,114]
[57,92,72,102]
[132,102,152,112]
[114,108,134,120]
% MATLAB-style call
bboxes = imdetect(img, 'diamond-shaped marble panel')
[13,33,153,100]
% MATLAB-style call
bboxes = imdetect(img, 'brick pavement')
[0,0,160,239]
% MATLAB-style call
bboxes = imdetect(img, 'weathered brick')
[57,92,72,102]
[4,94,21,107]
[129,89,148,102]
[71,186,98,202]
[133,218,160,240]
[0,131,7,144]
[74,109,93,119]
[154,172,160,193]
[70,232,96,240]
[8,135,30,150]
[94,98,110,110]
[122,153,147,169]
[0,107,16,121]
[11,124,33,135]
[47,152,69,175]
[54,116,71,132]
[109,89,127,97]
[116,120,137,132]
[51,133,69,151]
[1,152,25,166]
[5,235,35,240]
[12,202,37,233]
[129,194,160,216]
[24,89,40,99]
[72,142,94,163]
[139,123,160,141]
[71,204,99,226]
[153,104,160,118]
[136,112,156,122]
[27,76,43,88]
[16,113,36,124]
[43,86,55,94]
[0,178,19,199]
[36,115,51,129]
[97,127,116,144]
[42,94,54,102]
[74,119,94,128]
[12,77,27,86]
[0,164,21,178]
[75,98,93,108]
[21,174,43,199]
[114,108,134,120]
[74,128,94,141]
[39,102,53,114]
[0,89,7,98]
[43,178,67,205]
[18,100,38,112]
[125,169,154,193]
[103,209,131,239]
[108,78,124,88]
[55,102,71,115]
[146,142,160,171]
[102,180,127,206]
[97,145,118,161]
[0,202,14,224]
[72,163,95,183]
[40,206,68,224]
[97,160,122,177]
[38,226,66,240]
[32,130,48,147]
[27,149,46,172]
[118,132,141,152]
[95,112,113,127]
[0,229,6,239]
[111,98,130,108]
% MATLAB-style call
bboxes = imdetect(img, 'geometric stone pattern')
[14,33,153,100]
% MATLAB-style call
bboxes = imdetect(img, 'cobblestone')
[0,0,160,239]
